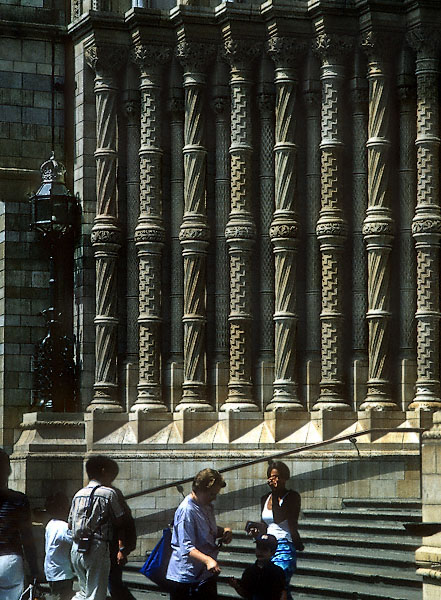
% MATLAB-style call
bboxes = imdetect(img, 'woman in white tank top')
[258,461,303,600]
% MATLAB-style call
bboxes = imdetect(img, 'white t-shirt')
[44,519,74,581]
[261,493,292,543]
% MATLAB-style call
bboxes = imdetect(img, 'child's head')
[85,455,119,486]
[45,491,70,520]
[254,534,278,563]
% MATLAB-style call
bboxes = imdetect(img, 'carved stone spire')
[85,43,127,412]
[267,36,305,411]
[313,34,352,410]
[360,32,397,411]
[408,27,441,411]
[175,41,216,412]
[130,43,171,412]
[220,39,260,412]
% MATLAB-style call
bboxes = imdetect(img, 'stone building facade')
[2,0,441,596]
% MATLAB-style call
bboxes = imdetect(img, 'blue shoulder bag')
[140,525,173,591]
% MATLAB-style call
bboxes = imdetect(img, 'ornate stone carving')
[175,42,213,412]
[221,37,258,412]
[360,31,396,411]
[265,38,303,410]
[313,38,350,410]
[408,33,441,410]
[130,43,170,412]
[85,44,124,412]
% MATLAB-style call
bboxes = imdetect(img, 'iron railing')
[124,426,426,501]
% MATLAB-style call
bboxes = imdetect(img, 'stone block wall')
[0,0,68,449]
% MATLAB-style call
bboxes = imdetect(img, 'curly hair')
[192,468,226,493]
[266,460,290,480]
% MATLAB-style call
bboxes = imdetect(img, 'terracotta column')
[267,37,304,411]
[131,44,171,412]
[175,42,215,412]
[408,27,441,411]
[221,39,260,412]
[85,43,126,412]
[360,32,396,410]
[313,34,352,410]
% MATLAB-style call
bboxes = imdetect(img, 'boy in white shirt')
[44,492,75,600]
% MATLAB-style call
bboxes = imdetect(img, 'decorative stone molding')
[175,41,215,412]
[85,43,126,412]
[130,43,171,412]
[360,31,396,411]
[313,34,351,410]
[266,36,304,411]
[220,38,259,412]
[407,27,441,411]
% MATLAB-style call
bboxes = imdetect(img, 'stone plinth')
[416,411,441,599]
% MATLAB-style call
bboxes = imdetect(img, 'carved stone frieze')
[222,39,261,70]
[132,43,172,74]
[266,36,307,69]
[269,223,298,240]
[179,226,211,242]
[91,228,122,246]
[412,217,441,235]
[314,33,353,62]
[135,226,166,244]
[176,41,216,73]
[225,224,256,241]
[407,26,441,57]
[85,44,127,75]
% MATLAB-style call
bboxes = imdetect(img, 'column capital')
[314,33,354,64]
[85,43,127,75]
[176,41,216,74]
[360,31,397,66]
[131,43,172,75]
[266,36,307,70]
[222,38,261,70]
[407,26,441,58]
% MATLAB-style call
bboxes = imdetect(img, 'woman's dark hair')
[86,455,119,480]
[192,468,226,493]
[267,460,290,480]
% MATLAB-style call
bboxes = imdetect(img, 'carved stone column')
[304,51,321,410]
[256,53,275,410]
[408,27,441,411]
[221,39,260,412]
[211,57,230,410]
[85,43,126,412]
[350,52,368,409]
[175,42,215,412]
[313,34,351,410]
[360,32,396,410]
[397,45,417,411]
[166,62,185,411]
[130,44,171,412]
[122,89,140,411]
[267,37,304,411]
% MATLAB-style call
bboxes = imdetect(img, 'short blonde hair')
[192,468,226,492]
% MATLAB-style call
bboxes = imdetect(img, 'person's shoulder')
[285,489,300,502]
[1,487,29,505]
[267,562,285,578]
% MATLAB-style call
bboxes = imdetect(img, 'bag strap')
[85,485,101,519]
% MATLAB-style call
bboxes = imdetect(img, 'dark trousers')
[49,579,74,600]
[108,542,136,600]
[169,577,218,600]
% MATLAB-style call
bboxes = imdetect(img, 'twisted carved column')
[313,34,351,410]
[221,39,260,412]
[408,28,441,411]
[267,37,304,411]
[360,32,396,410]
[175,42,215,412]
[397,45,417,410]
[85,43,126,412]
[130,44,171,412]
[211,57,230,409]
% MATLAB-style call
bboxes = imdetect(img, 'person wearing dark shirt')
[108,487,137,600]
[228,534,286,600]
[0,448,40,600]
[248,461,303,600]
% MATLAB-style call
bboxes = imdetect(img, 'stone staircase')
[123,499,423,600]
